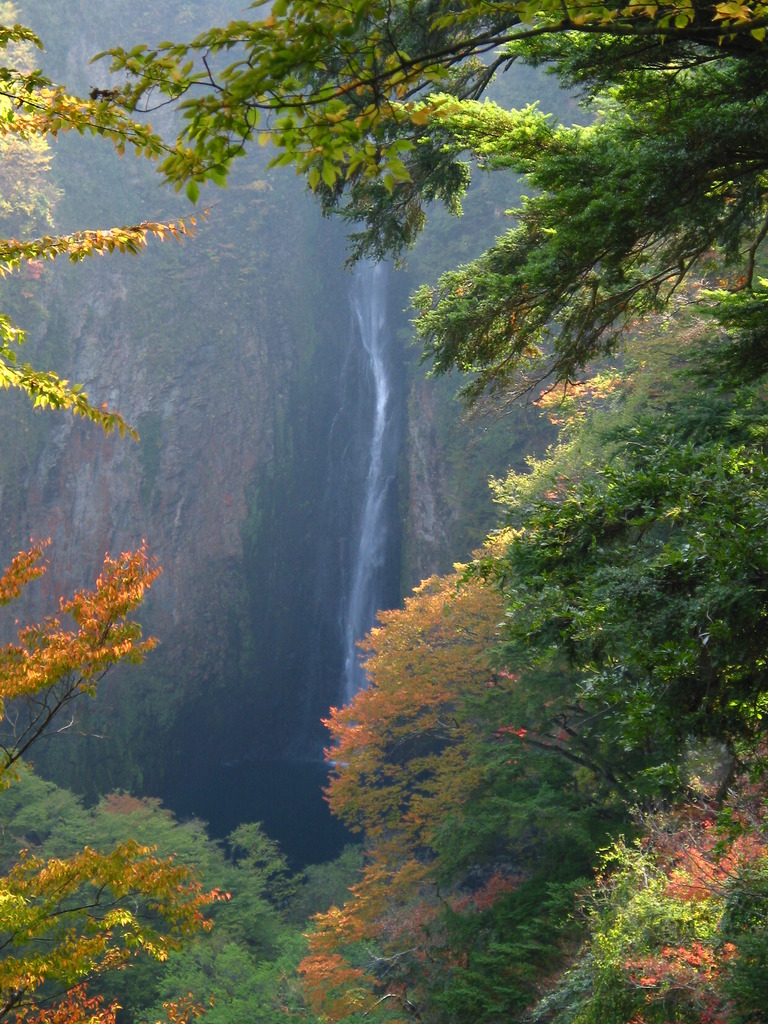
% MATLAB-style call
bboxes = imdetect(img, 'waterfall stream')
[341,262,396,704]
[153,260,402,863]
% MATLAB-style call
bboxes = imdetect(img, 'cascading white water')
[341,262,393,704]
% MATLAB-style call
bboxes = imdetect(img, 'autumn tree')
[0,541,216,1024]
[531,760,768,1024]
[301,566,507,1024]
[300,559,615,1024]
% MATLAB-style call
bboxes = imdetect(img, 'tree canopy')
[298,550,623,1024]
[98,0,768,399]
[0,542,216,1024]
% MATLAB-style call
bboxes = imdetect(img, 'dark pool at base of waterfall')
[162,758,355,868]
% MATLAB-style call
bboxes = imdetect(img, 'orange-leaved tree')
[0,542,215,1024]
[536,765,768,1024]
[301,542,623,1024]
[301,561,540,1024]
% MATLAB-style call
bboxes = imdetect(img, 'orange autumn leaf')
[0,542,214,1023]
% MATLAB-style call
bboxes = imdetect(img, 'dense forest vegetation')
[1,1,768,1024]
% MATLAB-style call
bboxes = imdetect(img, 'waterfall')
[341,262,395,704]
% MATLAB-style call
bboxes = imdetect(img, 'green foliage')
[287,845,364,926]
[0,548,214,1024]
[142,932,315,1024]
[475,331,768,792]
[90,0,768,403]
[227,822,294,909]
[530,767,768,1024]
[0,773,319,1024]
[103,0,768,196]
[413,48,768,399]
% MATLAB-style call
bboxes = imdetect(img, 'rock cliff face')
[402,379,463,589]
[0,168,541,805]
[0,0,547,811]
[16,257,276,612]
[0,149,373,795]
